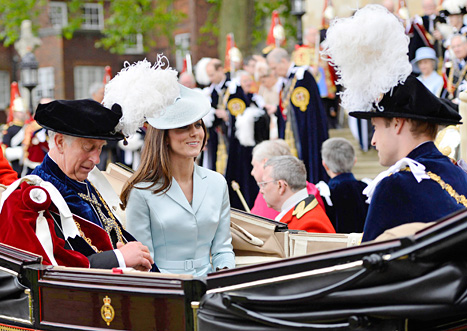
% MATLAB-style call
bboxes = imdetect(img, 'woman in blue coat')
[120,85,235,277]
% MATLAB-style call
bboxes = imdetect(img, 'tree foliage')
[0,0,184,54]
[199,0,295,52]
[0,0,45,47]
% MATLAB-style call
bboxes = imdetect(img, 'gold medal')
[227,98,246,116]
[291,87,310,111]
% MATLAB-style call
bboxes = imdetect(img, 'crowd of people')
[0,2,467,276]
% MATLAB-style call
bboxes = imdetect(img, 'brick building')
[0,0,218,121]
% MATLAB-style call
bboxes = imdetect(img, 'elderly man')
[266,47,329,184]
[32,99,154,270]
[250,139,324,219]
[260,155,335,233]
[443,34,467,100]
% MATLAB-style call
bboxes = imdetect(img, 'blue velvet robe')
[362,142,467,242]
[277,66,329,184]
[32,154,135,248]
[327,173,368,233]
[224,84,269,210]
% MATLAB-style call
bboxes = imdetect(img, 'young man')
[351,78,467,241]
[260,155,334,233]
[322,4,467,242]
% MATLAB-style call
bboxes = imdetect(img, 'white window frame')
[36,67,55,102]
[74,66,105,99]
[124,33,144,54]
[81,3,104,30]
[174,33,191,72]
[0,71,10,109]
[49,2,68,28]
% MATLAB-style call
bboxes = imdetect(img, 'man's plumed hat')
[350,76,461,125]
[321,4,462,126]
[35,99,125,140]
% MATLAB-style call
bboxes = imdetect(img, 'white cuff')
[114,249,127,268]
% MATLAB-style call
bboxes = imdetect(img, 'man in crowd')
[260,155,335,233]
[443,34,467,100]
[266,47,329,184]
[202,58,230,172]
[32,99,154,270]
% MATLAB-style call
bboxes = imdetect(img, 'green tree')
[200,0,295,58]
[0,0,184,54]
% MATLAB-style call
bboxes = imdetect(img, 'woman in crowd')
[120,84,235,277]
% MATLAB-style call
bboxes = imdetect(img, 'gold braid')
[401,167,467,207]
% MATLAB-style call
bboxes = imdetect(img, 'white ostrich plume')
[321,5,412,112]
[102,55,179,137]
[443,0,465,15]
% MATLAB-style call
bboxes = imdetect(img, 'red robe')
[0,182,89,267]
[280,195,335,233]
[0,151,18,185]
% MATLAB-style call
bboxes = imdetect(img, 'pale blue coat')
[126,164,235,277]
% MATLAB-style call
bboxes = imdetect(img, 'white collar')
[275,188,308,222]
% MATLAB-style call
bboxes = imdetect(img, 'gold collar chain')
[78,182,125,244]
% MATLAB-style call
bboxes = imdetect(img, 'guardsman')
[322,4,467,242]
[2,97,27,176]
[267,47,329,184]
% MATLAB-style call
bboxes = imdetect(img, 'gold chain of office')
[401,167,467,207]
[78,182,125,248]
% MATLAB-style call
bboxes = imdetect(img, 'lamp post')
[20,52,39,115]
[291,0,306,46]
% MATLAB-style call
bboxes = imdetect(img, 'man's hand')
[117,241,153,272]
[264,104,277,115]
[215,108,229,122]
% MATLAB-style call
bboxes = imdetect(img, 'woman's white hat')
[146,84,210,130]
[411,47,438,72]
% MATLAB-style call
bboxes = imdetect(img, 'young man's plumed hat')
[321,4,462,126]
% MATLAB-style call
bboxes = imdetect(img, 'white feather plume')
[321,5,412,112]
[443,0,465,14]
[194,57,212,86]
[102,55,179,137]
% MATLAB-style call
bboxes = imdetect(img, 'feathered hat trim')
[102,55,179,137]
[321,4,412,113]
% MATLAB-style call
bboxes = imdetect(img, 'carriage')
[2,205,467,331]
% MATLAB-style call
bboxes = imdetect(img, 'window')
[124,33,144,54]
[74,66,105,99]
[174,33,191,72]
[81,3,104,30]
[49,2,68,28]
[36,67,55,102]
[0,71,9,109]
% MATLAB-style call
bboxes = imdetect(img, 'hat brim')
[146,84,210,130]
[40,123,125,141]
[349,110,462,126]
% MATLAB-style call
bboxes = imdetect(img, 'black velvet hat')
[35,99,125,140]
[349,75,462,126]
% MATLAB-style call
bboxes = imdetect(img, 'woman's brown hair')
[120,120,207,209]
